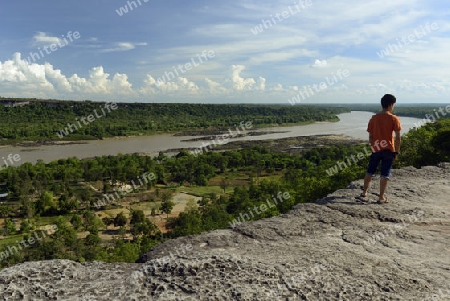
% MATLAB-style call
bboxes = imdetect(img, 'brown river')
[0,111,422,165]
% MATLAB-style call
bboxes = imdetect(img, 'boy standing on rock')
[361,94,402,203]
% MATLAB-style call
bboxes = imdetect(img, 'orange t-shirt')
[367,112,402,152]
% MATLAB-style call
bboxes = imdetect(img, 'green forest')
[347,104,450,118]
[0,99,348,143]
[0,113,448,268]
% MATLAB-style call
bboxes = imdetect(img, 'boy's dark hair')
[381,94,396,109]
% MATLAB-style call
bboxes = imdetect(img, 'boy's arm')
[367,117,373,146]
[394,131,401,153]
[393,116,402,156]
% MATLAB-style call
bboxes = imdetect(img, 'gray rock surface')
[0,166,449,300]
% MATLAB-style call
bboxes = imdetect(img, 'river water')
[0,111,421,165]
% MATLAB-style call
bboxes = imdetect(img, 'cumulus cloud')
[231,65,256,91]
[139,75,199,94]
[139,75,157,94]
[271,83,283,91]
[44,64,72,93]
[205,78,228,94]
[0,53,295,101]
[0,53,134,99]
[67,66,134,95]
[257,76,266,90]
[158,77,199,93]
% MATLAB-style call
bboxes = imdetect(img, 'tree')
[83,231,102,261]
[255,159,265,179]
[166,211,203,237]
[118,225,127,239]
[82,211,104,232]
[78,188,92,207]
[139,236,159,256]
[160,200,175,219]
[150,206,157,216]
[58,194,78,214]
[34,214,41,227]
[103,180,111,194]
[19,195,34,218]
[85,232,101,246]
[20,219,33,233]
[3,218,16,236]
[155,165,165,184]
[49,216,81,258]
[160,190,172,203]
[130,210,145,225]
[102,217,114,230]
[155,151,167,164]
[130,218,159,238]
[218,156,228,173]
[432,129,450,161]
[35,191,57,215]
[0,206,13,218]
[114,212,128,227]
[109,239,140,262]
[198,196,209,208]
[220,178,230,193]
[70,215,83,230]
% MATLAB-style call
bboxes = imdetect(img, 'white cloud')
[311,59,327,68]
[1,48,450,103]
[44,64,72,93]
[68,66,135,95]
[101,42,147,52]
[258,77,266,90]
[231,65,256,91]
[140,74,202,95]
[205,78,228,94]
[0,53,135,99]
[0,53,283,101]
[157,77,199,93]
[271,83,283,91]
[33,32,62,46]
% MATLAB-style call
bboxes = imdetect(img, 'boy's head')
[381,94,396,109]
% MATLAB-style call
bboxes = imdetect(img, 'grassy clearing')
[256,174,283,182]
[0,234,25,248]
[102,208,131,218]
[177,186,233,197]
[130,201,160,212]
[37,215,71,226]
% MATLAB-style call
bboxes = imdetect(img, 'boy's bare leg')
[379,177,389,201]
[362,174,373,196]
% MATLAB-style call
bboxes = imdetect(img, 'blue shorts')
[366,150,395,179]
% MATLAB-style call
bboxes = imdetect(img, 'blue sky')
[1,0,449,103]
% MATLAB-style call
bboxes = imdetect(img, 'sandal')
[356,193,368,202]
[377,197,390,204]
